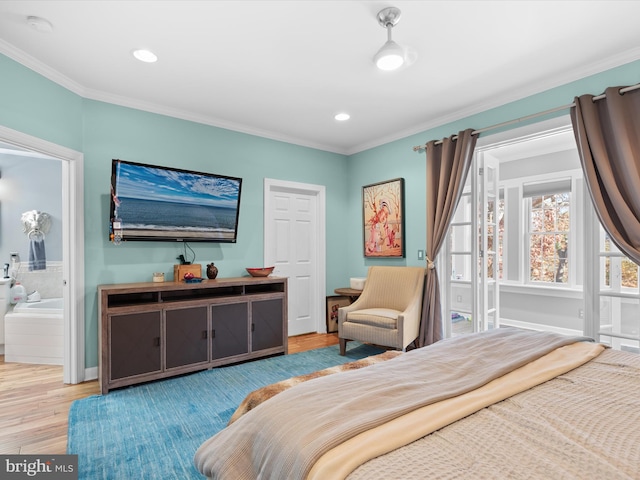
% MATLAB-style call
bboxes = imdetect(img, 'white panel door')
[265,181,323,336]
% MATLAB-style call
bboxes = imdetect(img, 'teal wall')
[1,51,639,370]
[346,60,640,277]
[82,101,348,365]
[1,54,348,369]
[0,55,83,150]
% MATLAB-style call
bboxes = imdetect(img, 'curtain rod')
[412,82,640,152]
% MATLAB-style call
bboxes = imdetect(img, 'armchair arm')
[336,289,373,326]
[396,280,425,348]
[337,301,360,328]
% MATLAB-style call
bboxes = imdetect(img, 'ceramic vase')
[206,263,219,279]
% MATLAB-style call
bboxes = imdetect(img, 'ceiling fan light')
[374,41,405,71]
[132,49,158,63]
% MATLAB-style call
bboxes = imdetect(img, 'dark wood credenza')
[98,276,288,394]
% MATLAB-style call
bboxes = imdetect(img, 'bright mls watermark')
[1,455,77,479]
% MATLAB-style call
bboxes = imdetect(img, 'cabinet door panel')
[110,311,161,380]
[252,299,284,351]
[211,303,249,359]
[165,306,209,369]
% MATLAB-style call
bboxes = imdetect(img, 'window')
[484,195,505,280]
[598,226,639,352]
[602,233,639,291]
[497,194,504,280]
[450,190,473,282]
[525,180,571,284]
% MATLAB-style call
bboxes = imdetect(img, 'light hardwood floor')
[0,332,338,455]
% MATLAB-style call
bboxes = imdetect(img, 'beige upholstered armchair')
[338,266,426,356]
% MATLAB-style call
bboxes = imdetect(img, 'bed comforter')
[195,328,603,479]
[348,346,640,479]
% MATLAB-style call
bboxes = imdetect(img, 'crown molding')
[347,46,640,155]
[0,39,86,96]
[2,38,639,157]
[82,88,348,155]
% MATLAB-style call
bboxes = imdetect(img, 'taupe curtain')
[570,86,640,265]
[418,129,477,347]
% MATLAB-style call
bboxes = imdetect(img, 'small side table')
[334,287,362,302]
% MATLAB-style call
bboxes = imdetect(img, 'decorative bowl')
[246,266,274,277]
[184,277,203,283]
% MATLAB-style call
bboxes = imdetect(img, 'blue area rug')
[67,342,383,479]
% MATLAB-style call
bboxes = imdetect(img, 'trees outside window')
[602,233,639,290]
[528,192,570,284]
[485,196,504,281]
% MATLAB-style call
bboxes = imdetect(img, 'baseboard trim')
[84,366,98,382]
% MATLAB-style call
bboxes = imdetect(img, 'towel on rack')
[28,236,46,271]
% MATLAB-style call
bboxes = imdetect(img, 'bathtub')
[13,297,64,315]
[4,297,64,365]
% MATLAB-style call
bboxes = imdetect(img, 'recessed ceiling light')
[334,113,350,121]
[132,49,158,63]
[26,16,53,33]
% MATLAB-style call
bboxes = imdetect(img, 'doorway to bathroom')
[0,125,84,384]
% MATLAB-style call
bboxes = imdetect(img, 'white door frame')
[443,116,575,338]
[263,178,326,333]
[0,125,85,384]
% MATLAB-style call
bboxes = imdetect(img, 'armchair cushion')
[346,308,400,329]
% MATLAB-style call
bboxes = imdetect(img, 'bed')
[194,327,640,479]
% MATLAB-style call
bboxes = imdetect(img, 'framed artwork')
[362,178,405,257]
[326,295,351,333]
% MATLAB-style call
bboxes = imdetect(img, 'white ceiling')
[1,1,639,155]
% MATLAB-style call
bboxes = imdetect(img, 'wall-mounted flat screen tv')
[109,159,242,242]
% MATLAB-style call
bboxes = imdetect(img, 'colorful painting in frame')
[362,178,405,257]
